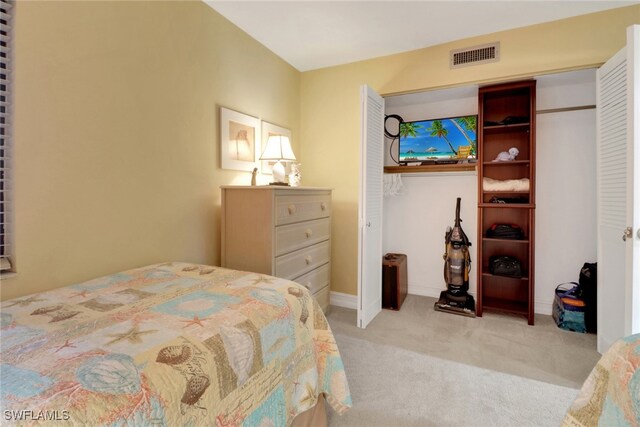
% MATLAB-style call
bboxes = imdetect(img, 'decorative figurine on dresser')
[288,163,302,187]
[220,186,332,312]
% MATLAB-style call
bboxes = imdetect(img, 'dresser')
[220,186,332,312]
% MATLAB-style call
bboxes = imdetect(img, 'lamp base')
[268,182,290,186]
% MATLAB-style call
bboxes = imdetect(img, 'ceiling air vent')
[450,42,500,69]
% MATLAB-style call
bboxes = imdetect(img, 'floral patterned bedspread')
[0,263,351,425]
[562,333,640,427]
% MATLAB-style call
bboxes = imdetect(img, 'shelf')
[482,297,528,315]
[479,203,535,209]
[384,163,476,174]
[482,272,529,281]
[482,160,530,166]
[482,191,529,195]
[478,80,536,325]
[483,123,530,134]
[482,237,529,244]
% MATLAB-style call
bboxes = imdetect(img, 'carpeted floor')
[325,295,600,426]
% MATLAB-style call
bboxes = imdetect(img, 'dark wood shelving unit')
[483,123,530,133]
[482,237,530,244]
[483,160,530,166]
[477,80,536,325]
[481,272,530,281]
[482,297,529,316]
[478,203,535,209]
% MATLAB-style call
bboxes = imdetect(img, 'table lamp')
[259,135,296,185]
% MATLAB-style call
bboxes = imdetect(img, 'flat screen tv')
[398,115,477,163]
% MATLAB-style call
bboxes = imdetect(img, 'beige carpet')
[326,295,600,426]
[329,333,577,426]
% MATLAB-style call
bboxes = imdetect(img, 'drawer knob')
[288,204,296,215]
[305,229,313,238]
[320,202,326,211]
[304,282,312,290]
[305,255,312,265]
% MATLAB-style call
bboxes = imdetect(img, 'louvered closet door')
[358,85,384,328]
[596,25,640,353]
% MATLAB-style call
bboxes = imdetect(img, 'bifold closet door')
[358,85,384,328]
[596,25,640,353]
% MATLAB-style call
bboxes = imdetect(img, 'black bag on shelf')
[484,116,529,127]
[486,224,525,240]
[579,263,597,333]
[489,196,529,204]
[489,255,522,278]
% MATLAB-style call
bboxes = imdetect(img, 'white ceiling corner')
[204,1,638,72]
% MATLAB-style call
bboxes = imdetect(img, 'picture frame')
[220,107,261,171]
[261,121,293,175]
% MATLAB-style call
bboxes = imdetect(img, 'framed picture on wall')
[220,107,261,171]
[260,121,292,175]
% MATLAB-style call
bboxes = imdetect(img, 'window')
[0,0,12,273]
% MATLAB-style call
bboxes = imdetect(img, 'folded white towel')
[483,177,529,192]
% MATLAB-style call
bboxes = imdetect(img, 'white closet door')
[596,25,640,353]
[358,85,384,328]
[629,25,640,341]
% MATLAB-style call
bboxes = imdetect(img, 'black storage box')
[382,253,407,310]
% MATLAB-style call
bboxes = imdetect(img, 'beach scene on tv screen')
[399,116,477,161]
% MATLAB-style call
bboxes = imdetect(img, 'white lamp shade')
[260,135,296,161]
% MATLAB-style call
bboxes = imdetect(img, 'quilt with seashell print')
[0,262,351,426]
[561,333,640,427]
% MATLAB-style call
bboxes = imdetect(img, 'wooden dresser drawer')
[275,240,330,280]
[293,263,330,294]
[275,194,331,225]
[314,285,330,312]
[221,186,332,313]
[275,218,330,256]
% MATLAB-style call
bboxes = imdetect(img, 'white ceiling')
[204,1,637,72]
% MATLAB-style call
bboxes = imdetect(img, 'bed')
[0,262,351,425]
[561,333,640,426]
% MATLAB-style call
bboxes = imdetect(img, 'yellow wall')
[300,5,640,296]
[5,2,639,302]
[2,1,300,300]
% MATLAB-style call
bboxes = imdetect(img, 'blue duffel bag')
[552,282,587,333]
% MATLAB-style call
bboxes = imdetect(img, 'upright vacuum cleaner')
[434,197,476,317]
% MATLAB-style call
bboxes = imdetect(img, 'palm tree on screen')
[427,120,457,155]
[399,122,422,138]
[449,116,477,155]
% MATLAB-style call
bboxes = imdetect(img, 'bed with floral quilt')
[561,333,640,427]
[0,262,351,426]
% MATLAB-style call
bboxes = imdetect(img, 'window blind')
[0,0,11,272]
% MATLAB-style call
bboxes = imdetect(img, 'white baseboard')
[330,291,358,310]
[330,288,554,315]
[409,283,478,299]
[410,282,553,316]
[407,283,445,298]
[534,301,553,316]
